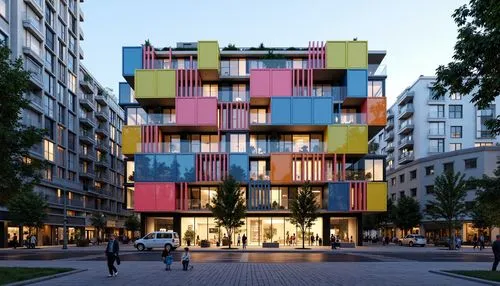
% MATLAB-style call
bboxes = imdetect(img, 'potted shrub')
[184,229,195,246]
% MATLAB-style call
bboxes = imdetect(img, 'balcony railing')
[249,171,271,181]
[249,113,270,125]
[398,136,414,146]
[333,113,367,125]
[368,64,387,77]
[398,103,414,115]
[477,130,495,139]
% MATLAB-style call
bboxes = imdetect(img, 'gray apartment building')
[371,76,500,242]
[0,0,127,247]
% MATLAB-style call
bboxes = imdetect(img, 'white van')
[134,231,180,251]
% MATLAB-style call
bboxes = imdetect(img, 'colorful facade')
[120,40,388,246]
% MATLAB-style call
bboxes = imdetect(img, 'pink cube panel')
[175,98,197,125]
[134,182,177,212]
[196,97,218,126]
[250,70,270,98]
[155,183,177,211]
[271,69,292,96]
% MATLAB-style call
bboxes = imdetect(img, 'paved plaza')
[0,245,496,285]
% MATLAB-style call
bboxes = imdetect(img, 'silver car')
[400,234,426,247]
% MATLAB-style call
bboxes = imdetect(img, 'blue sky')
[81,0,467,106]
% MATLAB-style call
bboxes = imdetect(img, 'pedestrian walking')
[237,234,241,246]
[318,237,322,246]
[315,234,319,246]
[162,245,173,271]
[12,234,18,249]
[30,235,37,249]
[242,234,247,249]
[292,234,296,246]
[492,234,500,271]
[310,235,315,246]
[181,247,192,271]
[480,234,485,250]
[286,231,290,246]
[473,234,478,250]
[105,234,119,277]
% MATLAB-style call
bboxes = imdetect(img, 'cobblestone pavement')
[0,260,490,286]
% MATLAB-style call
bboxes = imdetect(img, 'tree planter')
[262,242,279,248]
[339,242,356,248]
[200,240,210,248]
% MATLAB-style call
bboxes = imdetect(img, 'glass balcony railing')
[399,119,414,129]
[399,151,414,161]
[249,171,271,181]
[249,114,270,125]
[368,64,387,77]
[399,104,414,115]
[398,136,414,145]
[333,113,367,125]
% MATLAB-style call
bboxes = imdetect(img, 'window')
[43,71,55,95]
[292,135,310,152]
[68,55,75,73]
[69,73,76,93]
[202,84,218,98]
[0,0,6,19]
[68,132,75,151]
[45,7,54,26]
[410,170,417,180]
[44,140,54,161]
[449,105,463,118]
[58,61,66,82]
[429,87,444,100]
[410,188,417,197]
[57,146,65,166]
[429,139,444,153]
[425,185,434,194]
[45,118,54,139]
[250,160,268,180]
[443,162,454,173]
[425,166,434,176]
[58,19,66,42]
[57,125,64,145]
[475,142,493,147]
[250,109,267,124]
[450,93,462,100]
[449,143,462,151]
[68,36,75,53]
[44,166,53,181]
[368,80,383,97]
[232,84,247,102]
[429,122,445,135]
[201,135,219,153]
[399,191,405,198]
[464,158,477,169]
[391,177,396,186]
[476,105,495,139]
[391,193,396,201]
[399,174,405,183]
[364,159,384,181]
[163,135,180,153]
[43,95,54,118]
[428,105,445,118]
[450,126,462,138]
[68,114,75,131]
[58,104,65,124]
[230,134,246,153]
[25,31,42,56]
[46,29,55,51]
[45,50,54,72]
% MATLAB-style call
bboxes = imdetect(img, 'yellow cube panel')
[326,41,347,69]
[347,125,368,154]
[367,182,387,211]
[122,126,141,155]
[347,41,368,69]
[198,41,220,71]
[325,125,348,153]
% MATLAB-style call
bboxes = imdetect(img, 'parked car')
[399,234,426,247]
[134,231,180,251]
[433,237,450,247]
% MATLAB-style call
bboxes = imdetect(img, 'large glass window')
[43,95,54,118]
[330,217,357,243]
[44,140,54,161]
[428,105,445,118]
[250,109,267,124]
[449,105,463,118]
[476,105,495,139]
[232,84,247,102]
[293,135,310,152]
[250,160,268,180]
[450,126,462,138]
[25,32,41,56]
[429,139,444,153]
[449,143,462,151]
[0,0,6,19]
[364,159,383,181]
[368,80,383,97]
[202,84,218,97]
[201,135,219,153]
[230,134,246,153]
[249,134,267,154]
[164,135,180,153]
[429,122,445,135]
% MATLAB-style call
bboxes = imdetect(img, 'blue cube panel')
[177,154,196,182]
[291,98,312,124]
[271,97,291,125]
[229,154,249,182]
[346,69,368,98]
[135,154,195,182]
[328,183,349,211]
[312,97,333,124]
[134,154,156,182]
[122,46,143,77]
[119,82,131,104]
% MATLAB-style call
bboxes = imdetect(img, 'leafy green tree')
[393,196,422,236]
[469,164,500,233]
[0,44,45,204]
[90,212,107,242]
[426,171,468,249]
[124,214,141,237]
[363,199,394,233]
[290,182,319,249]
[210,175,246,248]
[432,0,500,134]
[7,191,48,235]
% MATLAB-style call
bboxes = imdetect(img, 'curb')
[429,270,500,286]
[6,269,87,286]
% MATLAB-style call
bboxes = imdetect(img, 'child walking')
[181,247,192,271]
[161,245,173,271]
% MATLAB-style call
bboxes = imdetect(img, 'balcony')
[23,18,44,41]
[427,94,445,103]
[398,119,414,135]
[79,93,95,110]
[95,159,108,168]
[79,45,84,60]
[477,130,495,139]
[79,27,85,41]
[249,171,271,181]
[95,124,109,136]
[398,103,414,120]
[95,172,109,183]
[79,149,95,161]
[398,90,414,106]
[79,167,94,179]
[79,129,95,145]
[95,110,109,122]
[333,113,367,125]
[95,93,108,105]
[398,136,414,149]
[96,140,110,152]
[79,78,95,94]
[398,151,414,164]
[387,153,394,162]
[387,111,394,120]
[23,0,43,17]
[384,131,394,142]
[25,92,43,113]
[79,114,96,128]
[385,120,394,131]
[386,144,394,153]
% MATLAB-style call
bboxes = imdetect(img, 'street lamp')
[62,189,68,250]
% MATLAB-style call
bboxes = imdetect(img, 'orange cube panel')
[363,98,386,126]
[270,154,292,183]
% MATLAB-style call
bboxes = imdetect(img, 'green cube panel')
[347,41,368,69]
[157,70,176,98]
[135,70,176,99]
[198,41,220,70]
[326,41,347,69]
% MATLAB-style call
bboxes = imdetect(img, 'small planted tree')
[426,171,468,250]
[392,196,422,236]
[90,212,107,243]
[7,191,48,237]
[469,163,500,235]
[290,182,319,249]
[124,214,141,239]
[210,175,246,249]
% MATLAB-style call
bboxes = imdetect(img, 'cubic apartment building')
[120,40,388,246]
[370,76,500,241]
[0,0,127,247]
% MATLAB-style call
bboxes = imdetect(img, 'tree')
[432,0,500,134]
[90,212,107,242]
[210,175,246,249]
[469,163,500,233]
[425,171,468,249]
[363,198,394,233]
[392,196,422,236]
[0,44,45,204]
[289,182,319,249]
[124,214,141,237]
[7,191,47,235]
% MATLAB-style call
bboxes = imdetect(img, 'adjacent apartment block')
[371,76,500,242]
[120,40,388,246]
[0,0,127,248]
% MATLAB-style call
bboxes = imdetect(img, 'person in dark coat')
[105,234,119,277]
[492,234,500,271]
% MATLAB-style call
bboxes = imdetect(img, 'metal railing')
[333,113,367,124]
